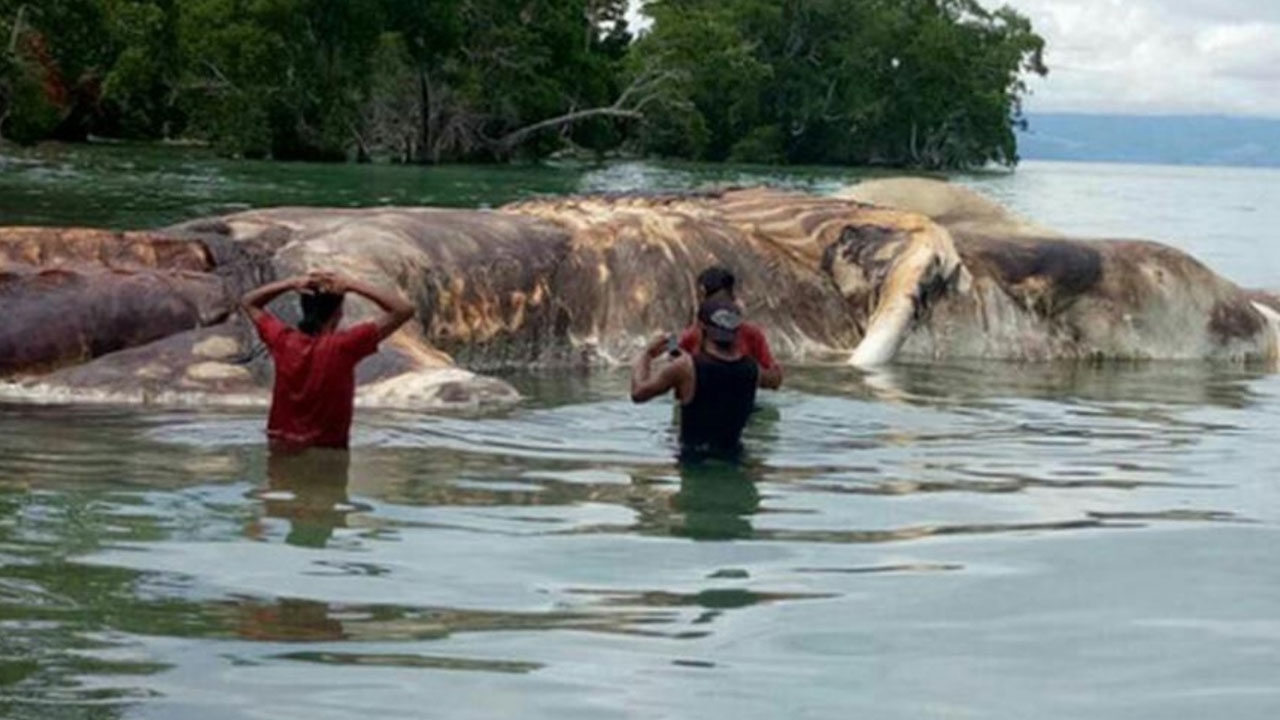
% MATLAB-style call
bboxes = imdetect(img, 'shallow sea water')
[2,150,1280,718]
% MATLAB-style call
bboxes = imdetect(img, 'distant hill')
[1017,114,1280,167]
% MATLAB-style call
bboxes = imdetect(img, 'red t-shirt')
[679,322,777,369]
[253,314,380,449]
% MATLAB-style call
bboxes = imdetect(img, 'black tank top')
[680,355,759,454]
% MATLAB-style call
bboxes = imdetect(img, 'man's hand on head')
[294,275,318,294]
[306,271,350,295]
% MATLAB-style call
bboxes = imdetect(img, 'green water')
[3,146,1280,719]
[0,143,880,229]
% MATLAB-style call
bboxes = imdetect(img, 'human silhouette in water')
[257,448,361,548]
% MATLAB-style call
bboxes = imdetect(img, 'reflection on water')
[2,362,1280,719]
[671,460,763,541]
[794,359,1271,409]
[255,449,359,549]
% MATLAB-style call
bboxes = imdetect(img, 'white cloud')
[1001,0,1280,116]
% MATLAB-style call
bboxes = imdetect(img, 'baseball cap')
[697,298,742,344]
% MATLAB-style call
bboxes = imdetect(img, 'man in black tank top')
[630,299,760,457]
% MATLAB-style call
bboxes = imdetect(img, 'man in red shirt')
[678,266,782,389]
[241,271,414,450]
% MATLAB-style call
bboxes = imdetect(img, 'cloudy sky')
[1006,0,1280,116]
[627,1,1280,118]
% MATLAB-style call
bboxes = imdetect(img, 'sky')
[626,1,1280,118]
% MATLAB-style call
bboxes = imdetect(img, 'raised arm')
[631,335,692,404]
[241,276,308,323]
[316,273,415,341]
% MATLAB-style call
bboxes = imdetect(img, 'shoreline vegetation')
[0,0,1045,171]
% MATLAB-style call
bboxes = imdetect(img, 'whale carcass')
[1,180,1276,407]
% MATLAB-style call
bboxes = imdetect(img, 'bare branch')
[489,68,680,154]
[7,4,32,56]
[494,107,642,151]
[201,61,238,92]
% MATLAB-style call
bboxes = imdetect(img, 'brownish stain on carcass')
[821,225,909,320]
[843,179,1280,362]
[501,188,942,359]
[959,236,1104,317]
[1088,240,1268,357]
[215,207,573,370]
[0,228,230,376]
[1209,300,1264,341]
[0,227,212,271]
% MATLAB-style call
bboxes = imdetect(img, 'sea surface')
[2,146,1279,719]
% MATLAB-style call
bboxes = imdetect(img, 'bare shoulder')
[671,351,696,375]
[671,351,697,404]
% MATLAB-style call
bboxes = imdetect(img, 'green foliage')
[2,61,61,143]
[381,0,632,161]
[633,0,1047,169]
[361,31,420,162]
[629,1,773,161]
[100,0,180,138]
[730,125,785,164]
[0,0,1045,168]
[175,0,384,159]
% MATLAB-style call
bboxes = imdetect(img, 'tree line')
[0,0,1046,169]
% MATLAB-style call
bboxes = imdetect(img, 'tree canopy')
[0,0,1046,169]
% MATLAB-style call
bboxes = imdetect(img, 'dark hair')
[298,292,343,336]
[697,266,736,298]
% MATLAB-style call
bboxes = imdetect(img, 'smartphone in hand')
[666,334,681,357]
